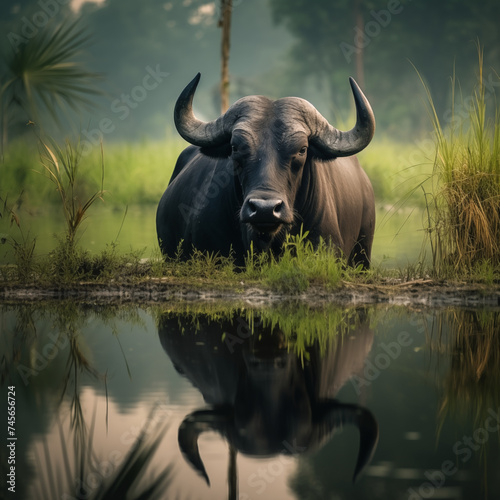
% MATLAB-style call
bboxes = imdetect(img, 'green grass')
[0,221,363,290]
[39,136,106,250]
[155,301,370,365]
[246,229,356,293]
[2,134,430,209]
[150,232,355,293]
[0,136,185,207]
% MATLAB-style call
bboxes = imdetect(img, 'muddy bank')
[1,279,499,308]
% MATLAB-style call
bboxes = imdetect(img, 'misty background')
[1,0,499,149]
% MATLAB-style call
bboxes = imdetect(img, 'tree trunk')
[354,0,365,89]
[219,0,233,113]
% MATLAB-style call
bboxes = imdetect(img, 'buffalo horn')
[178,408,232,485]
[174,73,232,147]
[317,401,379,482]
[309,77,375,157]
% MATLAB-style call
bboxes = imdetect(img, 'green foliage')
[1,136,431,212]
[358,138,433,208]
[242,304,361,363]
[4,135,148,284]
[89,139,185,205]
[156,302,368,364]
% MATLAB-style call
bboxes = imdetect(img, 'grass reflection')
[154,301,368,364]
[2,303,176,500]
[435,309,500,424]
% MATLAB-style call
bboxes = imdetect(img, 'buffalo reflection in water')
[158,308,379,486]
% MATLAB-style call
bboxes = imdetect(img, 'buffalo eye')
[231,144,238,154]
[298,146,307,156]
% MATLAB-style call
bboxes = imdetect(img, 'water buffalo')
[156,74,376,267]
[158,309,379,485]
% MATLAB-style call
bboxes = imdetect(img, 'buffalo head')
[174,73,375,251]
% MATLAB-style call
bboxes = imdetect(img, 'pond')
[1,301,499,500]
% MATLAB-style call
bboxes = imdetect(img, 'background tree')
[271,0,500,136]
[219,0,233,113]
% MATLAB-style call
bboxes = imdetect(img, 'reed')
[419,49,500,276]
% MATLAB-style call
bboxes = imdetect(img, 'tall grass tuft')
[38,136,106,280]
[419,49,500,276]
[39,137,105,250]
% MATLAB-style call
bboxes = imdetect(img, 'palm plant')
[0,18,101,160]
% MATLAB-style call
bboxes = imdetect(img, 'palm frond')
[1,18,102,129]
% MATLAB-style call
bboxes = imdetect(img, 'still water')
[1,302,499,500]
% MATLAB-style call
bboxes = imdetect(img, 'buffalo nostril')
[273,200,284,217]
[248,200,257,215]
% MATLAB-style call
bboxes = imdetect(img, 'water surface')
[1,303,498,499]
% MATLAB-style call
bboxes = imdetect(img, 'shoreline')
[1,279,499,308]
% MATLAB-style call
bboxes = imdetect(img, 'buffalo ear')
[200,143,232,158]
